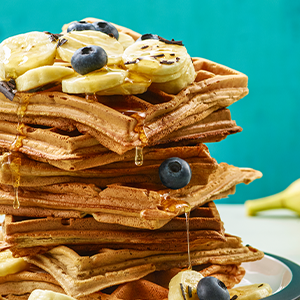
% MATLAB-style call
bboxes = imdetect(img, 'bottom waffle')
[20,235,263,298]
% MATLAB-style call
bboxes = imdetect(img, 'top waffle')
[0,19,248,155]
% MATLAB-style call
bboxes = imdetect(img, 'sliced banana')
[16,65,74,91]
[0,249,28,277]
[151,58,196,94]
[228,283,272,300]
[122,39,189,77]
[57,30,123,65]
[0,31,57,79]
[118,32,135,50]
[53,61,72,67]
[148,58,191,83]
[168,269,204,300]
[97,71,151,95]
[62,66,127,94]
[28,289,76,300]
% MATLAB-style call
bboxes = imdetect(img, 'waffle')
[0,270,64,295]
[20,235,263,298]
[0,162,262,229]
[1,201,224,256]
[0,144,218,188]
[0,246,254,300]
[0,57,248,155]
[0,270,244,300]
[0,108,241,171]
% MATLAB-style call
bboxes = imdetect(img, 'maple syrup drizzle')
[7,93,31,209]
[160,193,192,269]
[9,155,21,209]
[133,112,147,167]
[185,211,192,269]
[85,93,98,102]
[135,146,143,166]
[160,196,191,214]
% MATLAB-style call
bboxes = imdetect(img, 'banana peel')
[245,179,300,216]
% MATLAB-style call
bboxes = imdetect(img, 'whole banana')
[245,178,300,216]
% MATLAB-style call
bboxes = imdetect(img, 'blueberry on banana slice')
[136,33,159,42]
[197,276,230,300]
[93,21,119,40]
[67,21,95,32]
[57,30,123,65]
[159,157,192,190]
[71,45,108,75]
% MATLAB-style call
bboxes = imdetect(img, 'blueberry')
[197,277,230,300]
[67,21,95,32]
[92,21,119,40]
[158,157,192,190]
[136,33,159,42]
[71,45,108,75]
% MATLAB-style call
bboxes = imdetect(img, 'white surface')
[216,204,300,265]
[240,254,292,294]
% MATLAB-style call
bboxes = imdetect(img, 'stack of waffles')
[0,18,264,299]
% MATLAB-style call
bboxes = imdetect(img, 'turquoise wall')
[1,0,299,203]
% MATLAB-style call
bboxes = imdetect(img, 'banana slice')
[97,71,151,95]
[62,66,127,94]
[57,30,123,65]
[122,39,190,77]
[168,269,204,300]
[0,249,28,277]
[229,283,272,300]
[16,65,74,91]
[54,61,72,67]
[151,58,196,94]
[147,58,191,83]
[118,32,135,50]
[0,31,57,79]
[28,289,76,300]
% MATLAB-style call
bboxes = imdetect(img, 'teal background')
[0,0,299,204]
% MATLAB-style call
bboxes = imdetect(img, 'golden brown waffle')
[20,235,263,298]
[0,270,64,295]
[152,108,242,146]
[1,202,225,255]
[0,57,248,155]
[0,144,217,188]
[0,264,247,300]
[0,163,261,229]
[0,108,241,171]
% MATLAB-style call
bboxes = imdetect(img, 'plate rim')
[261,252,300,299]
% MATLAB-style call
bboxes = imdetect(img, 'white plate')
[239,253,300,299]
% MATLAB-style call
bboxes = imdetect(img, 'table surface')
[216,204,300,266]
